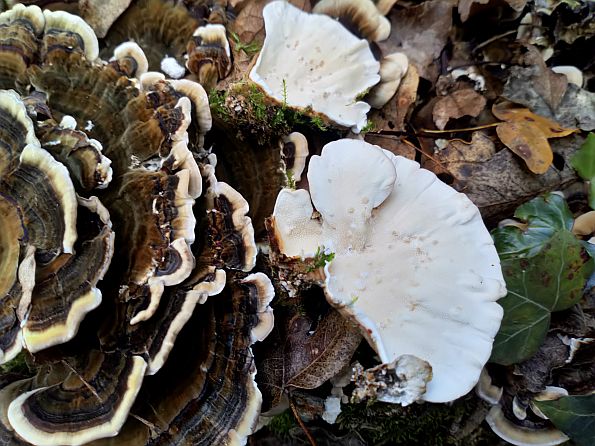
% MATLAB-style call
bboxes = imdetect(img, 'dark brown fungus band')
[100,0,199,74]
[0,5,44,90]
[7,351,146,446]
[89,272,274,446]
[186,23,232,89]
[22,196,114,354]
[35,116,112,191]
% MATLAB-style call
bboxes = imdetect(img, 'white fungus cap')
[271,138,506,403]
[249,1,380,133]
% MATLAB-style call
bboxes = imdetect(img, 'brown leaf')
[521,46,568,111]
[257,306,362,411]
[364,134,416,160]
[432,88,486,130]
[423,133,582,225]
[457,0,489,22]
[379,0,456,80]
[496,121,553,174]
[230,0,311,46]
[369,65,419,132]
[492,102,577,138]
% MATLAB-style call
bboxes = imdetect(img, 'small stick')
[61,360,101,403]
[289,398,317,446]
[420,123,499,134]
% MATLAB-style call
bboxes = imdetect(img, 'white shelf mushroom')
[270,139,506,403]
[249,1,380,133]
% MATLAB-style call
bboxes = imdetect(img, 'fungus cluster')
[0,4,273,445]
[0,1,508,445]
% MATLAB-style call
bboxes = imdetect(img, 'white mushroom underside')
[249,1,380,132]
[273,140,505,403]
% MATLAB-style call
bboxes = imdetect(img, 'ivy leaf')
[535,394,595,446]
[492,193,573,259]
[571,133,595,209]
[491,230,593,365]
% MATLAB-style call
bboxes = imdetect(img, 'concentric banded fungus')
[22,195,114,353]
[7,352,146,446]
[186,23,232,89]
[0,4,44,89]
[282,132,309,183]
[249,1,380,133]
[110,41,148,79]
[91,272,274,446]
[367,52,409,109]
[100,0,199,74]
[312,0,392,42]
[486,406,569,446]
[42,9,98,61]
[270,138,505,403]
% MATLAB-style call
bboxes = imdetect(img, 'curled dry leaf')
[257,307,362,411]
[432,88,486,130]
[492,102,577,138]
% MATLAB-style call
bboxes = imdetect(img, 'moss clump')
[267,410,296,438]
[337,396,501,446]
[0,352,30,375]
[209,82,331,146]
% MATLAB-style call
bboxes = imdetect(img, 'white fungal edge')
[249,1,380,133]
[271,138,506,403]
[7,356,147,446]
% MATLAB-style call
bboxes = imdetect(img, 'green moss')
[306,246,335,272]
[268,410,296,438]
[208,82,332,146]
[0,352,30,375]
[285,169,296,190]
[361,120,376,134]
[228,31,261,56]
[337,396,500,446]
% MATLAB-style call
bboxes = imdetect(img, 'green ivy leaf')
[490,230,593,365]
[571,133,595,209]
[492,193,573,259]
[535,394,595,446]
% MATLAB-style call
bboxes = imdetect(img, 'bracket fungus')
[249,1,381,133]
[0,4,275,445]
[269,138,506,403]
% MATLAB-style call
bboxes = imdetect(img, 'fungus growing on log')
[249,1,380,133]
[269,138,506,403]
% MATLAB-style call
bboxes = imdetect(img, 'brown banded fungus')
[249,1,381,133]
[186,23,232,89]
[312,0,392,42]
[269,138,506,403]
[0,3,275,445]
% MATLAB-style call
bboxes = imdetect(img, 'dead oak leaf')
[492,102,577,138]
[492,102,576,174]
[432,88,486,130]
[496,120,552,174]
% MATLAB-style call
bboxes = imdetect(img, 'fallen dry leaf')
[365,134,416,160]
[496,120,553,174]
[229,0,311,45]
[492,102,577,138]
[257,306,362,411]
[521,46,568,111]
[491,101,576,174]
[423,133,583,225]
[503,70,595,131]
[457,0,490,22]
[379,0,456,80]
[432,88,486,130]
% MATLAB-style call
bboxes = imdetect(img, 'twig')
[420,123,499,134]
[61,360,101,403]
[289,398,317,446]
[473,30,517,52]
